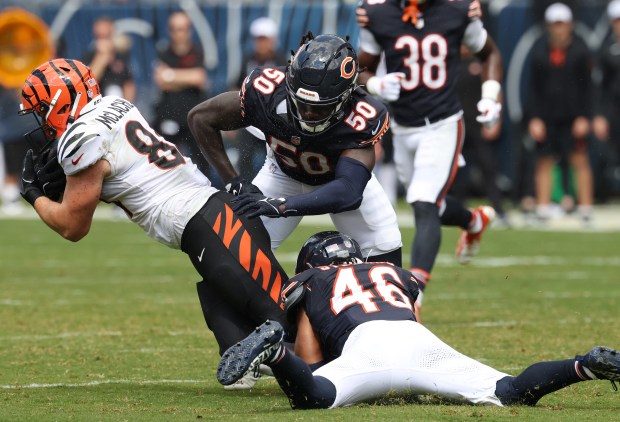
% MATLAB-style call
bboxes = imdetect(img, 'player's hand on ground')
[233,193,286,218]
[225,176,263,196]
[20,149,45,206]
[366,73,405,102]
[476,98,502,128]
[34,145,66,201]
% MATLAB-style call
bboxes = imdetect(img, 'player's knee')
[413,201,440,222]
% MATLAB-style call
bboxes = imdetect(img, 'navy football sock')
[495,359,583,406]
[440,196,472,229]
[271,348,337,409]
[410,201,441,274]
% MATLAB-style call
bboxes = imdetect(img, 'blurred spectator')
[592,0,620,196]
[526,3,593,223]
[153,10,210,176]
[0,86,32,215]
[236,17,287,88]
[82,16,135,102]
[453,45,508,226]
[232,17,288,180]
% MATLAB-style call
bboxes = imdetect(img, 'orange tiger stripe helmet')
[19,58,100,141]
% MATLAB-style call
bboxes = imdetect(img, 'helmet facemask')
[287,86,354,133]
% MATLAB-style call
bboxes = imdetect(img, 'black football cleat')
[578,346,620,390]
[217,320,284,386]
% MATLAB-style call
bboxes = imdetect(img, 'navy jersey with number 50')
[240,66,390,186]
[291,262,420,361]
[358,0,486,127]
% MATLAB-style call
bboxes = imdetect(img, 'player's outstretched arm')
[474,35,504,128]
[29,160,107,242]
[188,91,245,184]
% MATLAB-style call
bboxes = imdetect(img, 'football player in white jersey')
[17,59,291,366]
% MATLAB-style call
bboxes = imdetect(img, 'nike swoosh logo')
[371,121,381,135]
[71,153,85,165]
[198,247,205,262]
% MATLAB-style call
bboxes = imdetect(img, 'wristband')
[365,76,381,96]
[481,80,501,101]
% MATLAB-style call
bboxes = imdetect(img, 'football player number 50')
[344,101,378,131]
[253,68,286,94]
[330,265,414,315]
[396,34,448,90]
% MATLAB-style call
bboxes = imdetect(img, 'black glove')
[20,149,44,206]
[232,193,287,218]
[34,145,66,201]
[225,175,263,196]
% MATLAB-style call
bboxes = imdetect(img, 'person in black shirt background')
[526,2,594,223]
[153,11,210,176]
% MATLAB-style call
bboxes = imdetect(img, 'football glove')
[365,73,405,102]
[476,98,502,128]
[233,193,287,218]
[34,145,66,201]
[225,175,263,196]
[20,149,44,206]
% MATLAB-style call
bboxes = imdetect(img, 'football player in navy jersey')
[217,231,620,409]
[188,33,402,268]
[355,0,503,318]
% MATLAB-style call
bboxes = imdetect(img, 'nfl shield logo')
[291,136,301,146]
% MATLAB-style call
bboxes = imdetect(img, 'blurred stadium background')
[1,0,619,207]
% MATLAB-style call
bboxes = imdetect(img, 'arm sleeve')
[359,28,382,55]
[463,19,488,54]
[283,156,371,216]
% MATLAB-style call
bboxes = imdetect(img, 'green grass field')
[1,214,619,421]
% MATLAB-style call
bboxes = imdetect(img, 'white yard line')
[1,331,122,341]
[0,379,209,390]
[0,329,207,342]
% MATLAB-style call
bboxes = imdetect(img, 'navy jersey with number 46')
[358,0,484,127]
[291,262,420,361]
[240,66,390,186]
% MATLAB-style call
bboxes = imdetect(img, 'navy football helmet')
[282,231,364,318]
[286,33,358,134]
[294,230,363,274]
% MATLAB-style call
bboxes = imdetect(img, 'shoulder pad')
[57,120,106,175]
[281,270,314,317]
[353,93,390,146]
